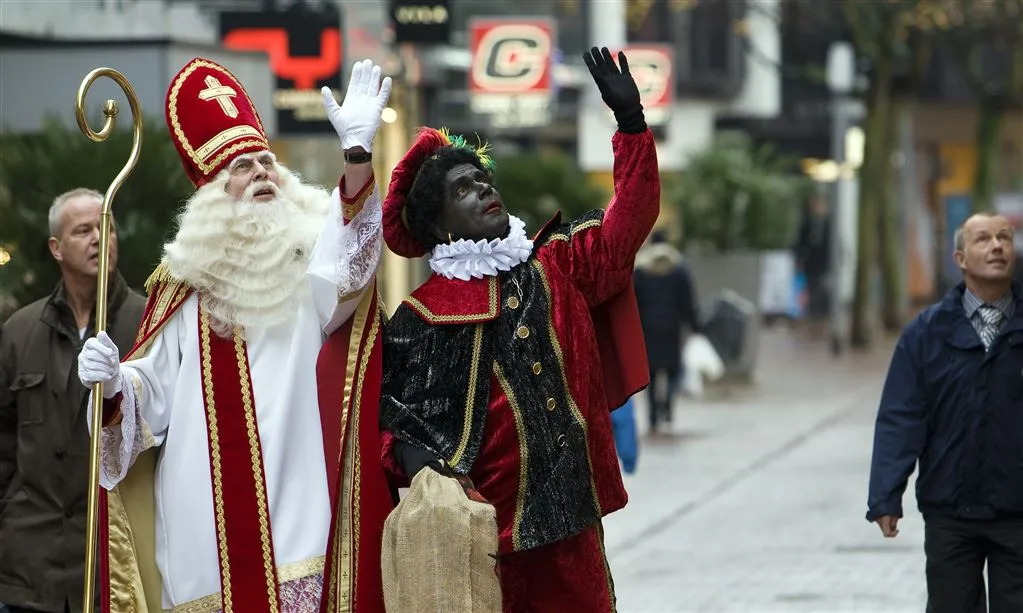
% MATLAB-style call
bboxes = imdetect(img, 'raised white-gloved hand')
[321,59,393,152]
[78,331,122,399]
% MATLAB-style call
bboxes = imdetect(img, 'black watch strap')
[344,150,373,164]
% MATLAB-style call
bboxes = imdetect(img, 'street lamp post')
[825,42,864,356]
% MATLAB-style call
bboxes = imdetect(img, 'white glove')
[321,59,393,152]
[78,331,122,399]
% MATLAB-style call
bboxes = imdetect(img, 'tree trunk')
[972,96,1005,213]
[878,97,906,332]
[851,67,893,348]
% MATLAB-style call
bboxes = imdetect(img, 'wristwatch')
[344,150,372,164]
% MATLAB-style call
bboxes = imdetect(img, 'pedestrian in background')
[0,188,145,613]
[633,229,699,433]
[867,212,1023,613]
[793,194,831,339]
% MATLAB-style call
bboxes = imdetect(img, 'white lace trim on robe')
[91,370,156,490]
[335,186,383,299]
[308,185,383,336]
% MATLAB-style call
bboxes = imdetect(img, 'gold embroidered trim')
[346,294,379,612]
[595,522,616,609]
[170,592,219,613]
[168,556,325,613]
[338,287,363,305]
[404,276,499,323]
[448,325,484,469]
[198,311,233,610]
[132,375,157,448]
[326,284,379,613]
[144,262,174,293]
[167,59,269,176]
[197,314,279,612]
[128,281,190,361]
[342,183,374,221]
[231,331,280,611]
[130,373,144,405]
[280,555,326,583]
[544,218,602,244]
[529,260,602,515]
[107,487,148,613]
[494,362,529,551]
[196,125,264,161]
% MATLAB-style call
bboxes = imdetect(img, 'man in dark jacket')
[633,230,699,432]
[867,212,1022,613]
[0,188,145,613]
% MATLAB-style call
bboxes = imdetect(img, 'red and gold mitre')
[165,57,270,187]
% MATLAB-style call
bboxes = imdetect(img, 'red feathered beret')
[381,127,454,258]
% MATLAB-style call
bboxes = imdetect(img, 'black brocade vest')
[381,258,600,552]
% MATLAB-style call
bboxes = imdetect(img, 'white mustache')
[244,181,280,201]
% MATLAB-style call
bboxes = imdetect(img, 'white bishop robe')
[93,184,382,611]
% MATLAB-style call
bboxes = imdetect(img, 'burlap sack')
[381,468,502,612]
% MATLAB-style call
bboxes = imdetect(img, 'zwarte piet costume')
[378,48,660,612]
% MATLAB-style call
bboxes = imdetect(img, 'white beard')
[163,165,331,338]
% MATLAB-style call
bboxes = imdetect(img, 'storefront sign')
[390,0,451,44]
[622,45,673,125]
[468,18,555,129]
[221,8,343,135]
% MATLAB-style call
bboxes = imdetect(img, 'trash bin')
[700,289,758,382]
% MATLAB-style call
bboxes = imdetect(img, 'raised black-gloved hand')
[583,46,646,134]
[395,440,444,479]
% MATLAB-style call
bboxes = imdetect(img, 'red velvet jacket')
[381,129,659,554]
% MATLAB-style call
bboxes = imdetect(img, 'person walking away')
[867,213,1023,613]
[0,188,145,613]
[793,195,831,339]
[633,230,699,433]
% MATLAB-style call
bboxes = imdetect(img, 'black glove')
[583,46,646,134]
[395,441,444,478]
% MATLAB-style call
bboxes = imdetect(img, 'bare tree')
[842,0,942,344]
[942,0,1023,212]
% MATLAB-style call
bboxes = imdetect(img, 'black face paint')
[433,163,510,243]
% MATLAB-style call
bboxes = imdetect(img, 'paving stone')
[604,332,926,612]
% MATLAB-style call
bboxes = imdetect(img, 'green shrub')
[668,133,811,253]
[0,114,192,310]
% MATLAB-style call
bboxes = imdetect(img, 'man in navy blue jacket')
[868,212,1023,613]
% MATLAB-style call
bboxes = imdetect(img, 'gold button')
[516,326,529,339]
[532,362,542,375]
[546,398,556,411]
[507,296,520,309]
[556,434,567,447]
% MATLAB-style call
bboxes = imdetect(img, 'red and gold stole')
[198,308,281,612]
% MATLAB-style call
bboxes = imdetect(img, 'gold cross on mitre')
[198,75,239,118]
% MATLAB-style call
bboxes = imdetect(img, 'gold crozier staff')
[73,67,143,613]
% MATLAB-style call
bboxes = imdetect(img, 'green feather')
[435,127,497,170]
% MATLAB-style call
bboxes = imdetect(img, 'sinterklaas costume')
[93,58,391,613]
[378,126,659,612]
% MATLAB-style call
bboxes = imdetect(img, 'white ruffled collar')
[429,216,533,281]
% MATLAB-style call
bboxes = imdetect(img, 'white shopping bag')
[682,334,724,398]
